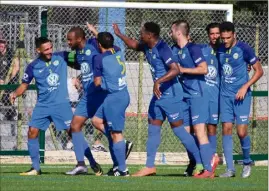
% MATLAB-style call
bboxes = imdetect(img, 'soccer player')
[183,23,222,177]
[65,26,133,176]
[113,22,201,177]
[9,37,76,175]
[171,20,218,178]
[218,21,263,178]
[91,32,130,176]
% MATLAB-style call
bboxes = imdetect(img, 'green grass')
[0,164,267,191]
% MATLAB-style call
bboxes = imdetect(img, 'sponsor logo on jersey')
[206,65,217,80]
[81,62,90,74]
[223,64,233,77]
[46,73,60,86]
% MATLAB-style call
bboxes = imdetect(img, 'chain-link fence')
[0,3,268,163]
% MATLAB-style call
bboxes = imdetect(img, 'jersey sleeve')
[93,54,103,77]
[88,38,100,52]
[136,42,146,52]
[158,43,177,65]
[22,64,34,84]
[188,44,206,66]
[240,43,259,65]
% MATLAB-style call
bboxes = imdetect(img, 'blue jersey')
[217,41,258,97]
[93,48,127,93]
[22,53,69,106]
[75,38,100,95]
[172,42,206,98]
[200,44,220,99]
[138,40,183,99]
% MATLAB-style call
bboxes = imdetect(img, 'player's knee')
[28,127,39,139]
[110,131,123,143]
[222,123,233,135]
[170,119,183,128]
[207,125,217,135]
[237,130,248,139]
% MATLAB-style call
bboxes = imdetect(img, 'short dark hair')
[206,22,220,34]
[144,22,160,37]
[172,20,190,36]
[35,37,51,48]
[219,21,235,33]
[68,26,86,39]
[97,32,114,49]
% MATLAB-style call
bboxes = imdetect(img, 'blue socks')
[240,135,252,165]
[200,143,213,172]
[146,124,161,168]
[222,135,235,171]
[72,132,85,162]
[28,138,40,171]
[172,126,202,165]
[83,139,97,166]
[113,140,126,171]
[104,126,118,167]
[208,135,217,154]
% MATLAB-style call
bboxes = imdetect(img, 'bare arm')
[87,22,98,37]
[10,83,29,104]
[179,61,208,75]
[112,23,139,50]
[154,63,181,99]
[236,61,264,100]
[10,57,19,79]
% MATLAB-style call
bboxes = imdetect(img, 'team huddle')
[10,20,263,178]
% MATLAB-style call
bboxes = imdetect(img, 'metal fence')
[0,4,268,162]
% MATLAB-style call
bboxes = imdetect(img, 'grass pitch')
[0,164,267,191]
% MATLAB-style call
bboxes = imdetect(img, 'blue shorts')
[74,91,107,118]
[207,99,220,125]
[29,102,73,131]
[148,96,183,123]
[95,89,130,132]
[220,95,251,125]
[183,96,209,126]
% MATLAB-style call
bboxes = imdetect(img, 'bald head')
[67,27,86,50]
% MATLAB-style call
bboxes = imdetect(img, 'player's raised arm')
[86,22,98,37]
[112,23,140,50]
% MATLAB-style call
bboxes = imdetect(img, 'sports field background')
[0,164,268,191]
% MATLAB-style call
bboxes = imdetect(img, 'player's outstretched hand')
[153,82,162,99]
[112,23,121,36]
[236,85,248,100]
[9,92,17,105]
[86,22,98,37]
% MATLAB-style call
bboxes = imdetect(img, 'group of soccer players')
[10,19,263,178]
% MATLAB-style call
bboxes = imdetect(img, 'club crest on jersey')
[233,53,239,59]
[206,65,217,79]
[223,64,233,77]
[85,49,91,56]
[46,73,59,86]
[53,60,59,66]
[81,62,90,74]
[182,53,186,59]
[152,54,156,59]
